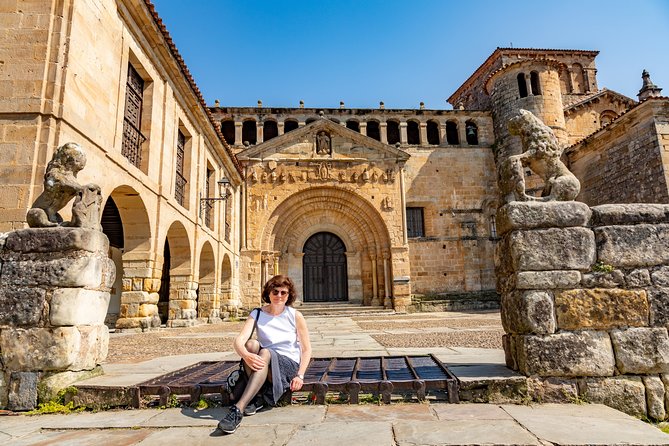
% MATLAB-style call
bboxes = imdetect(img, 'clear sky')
[152,0,669,110]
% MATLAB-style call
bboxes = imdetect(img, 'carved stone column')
[278,121,285,136]
[370,252,379,306]
[399,122,408,145]
[359,122,368,137]
[419,122,428,145]
[380,122,388,144]
[234,121,243,145]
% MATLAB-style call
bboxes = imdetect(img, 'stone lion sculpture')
[498,109,580,203]
[27,142,102,230]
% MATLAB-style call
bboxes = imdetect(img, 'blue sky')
[152,0,669,110]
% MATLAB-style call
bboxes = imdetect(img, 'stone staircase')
[296,302,394,317]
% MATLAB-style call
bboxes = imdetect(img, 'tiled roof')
[563,88,636,114]
[143,1,243,176]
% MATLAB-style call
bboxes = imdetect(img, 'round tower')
[485,59,567,161]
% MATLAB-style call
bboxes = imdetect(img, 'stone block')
[8,371,38,411]
[501,291,555,334]
[663,374,669,414]
[50,289,110,326]
[502,334,518,370]
[138,303,158,317]
[101,257,116,289]
[652,266,669,287]
[611,327,669,374]
[0,286,46,326]
[146,292,160,304]
[580,270,624,288]
[627,269,651,288]
[580,376,646,418]
[70,325,108,370]
[0,327,80,371]
[38,367,103,403]
[591,203,669,226]
[554,288,648,330]
[649,287,669,327]
[1,256,105,288]
[643,376,666,421]
[516,331,615,377]
[506,227,595,272]
[0,371,7,409]
[496,201,591,236]
[595,224,669,267]
[4,228,109,254]
[527,377,578,404]
[515,271,581,289]
[121,291,149,304]
[144,278,161,292]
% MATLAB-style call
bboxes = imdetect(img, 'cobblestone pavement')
[107,310,503,363]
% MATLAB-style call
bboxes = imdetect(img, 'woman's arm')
[233,313,266,371]
[290,310,312,391]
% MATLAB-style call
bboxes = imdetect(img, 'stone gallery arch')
[106,185,159,331]
[260,186,393,306]
[219,253,235,315]
[197,241,217,321]
[164,220,195,327]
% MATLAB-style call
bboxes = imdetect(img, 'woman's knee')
[258,348,271,361]
[245,339,260,353]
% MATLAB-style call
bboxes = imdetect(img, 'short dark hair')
[261,275,297,306]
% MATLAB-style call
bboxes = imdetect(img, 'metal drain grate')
[135,354,459,407]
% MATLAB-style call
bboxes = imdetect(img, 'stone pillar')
[370,253,379,306]
[0,228,113,410]
[457,119,467,145]
[399,122,408,145]
[277,121,285,136]
[234,121,243,145]
[439,122,447,145]
[167,277,198,328]
[359,122,368,137]
[273,253,280,275]
[257,122,264,144]
[379,122,388,144]
[419,122,427,145]
[496,202,669,420]
[115,257,161,332]
[383,251,392,309]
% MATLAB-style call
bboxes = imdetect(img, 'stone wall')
[497,202,669,420]
[567,99,669,206]
[0,228,114,410]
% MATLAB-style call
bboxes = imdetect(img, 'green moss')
[26,386,83,415]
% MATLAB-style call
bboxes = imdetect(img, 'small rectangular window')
[406,207,425,238]
[122,64,146,168]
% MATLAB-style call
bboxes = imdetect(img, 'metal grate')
[133,355,458,408]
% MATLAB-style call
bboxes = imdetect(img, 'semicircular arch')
[106,185,152,253]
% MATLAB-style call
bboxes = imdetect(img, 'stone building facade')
[0,0,243,329]
[2,0,669,320]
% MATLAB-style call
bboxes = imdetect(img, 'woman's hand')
[243,353,266,371]
[290,375,304,391]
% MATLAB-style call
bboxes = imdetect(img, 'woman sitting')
[218,275,312,434]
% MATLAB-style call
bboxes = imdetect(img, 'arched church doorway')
[303,232,348,302]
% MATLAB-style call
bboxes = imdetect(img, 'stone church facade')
[2,0,668,324]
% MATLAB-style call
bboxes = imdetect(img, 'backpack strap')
[247,307,261,341]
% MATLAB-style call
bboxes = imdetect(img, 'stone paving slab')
[136,425,297,446]
[8,428,157,446]
[393,419,542,446]
[324,403,436,422]
[432,403,515,420]
[286,421,395,446]
[34,408,159,429]
[502,403,669,445]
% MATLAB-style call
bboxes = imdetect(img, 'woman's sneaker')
[217,405,243,434]
[243,397,264,416]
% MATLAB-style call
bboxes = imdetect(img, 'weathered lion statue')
[498,109,580,203]
[26,142,102,230]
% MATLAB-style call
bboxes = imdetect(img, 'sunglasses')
[271,289,289,296]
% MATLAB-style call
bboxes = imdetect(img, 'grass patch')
[26,387,84,415]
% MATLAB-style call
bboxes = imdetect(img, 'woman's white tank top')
[250,306,301,364]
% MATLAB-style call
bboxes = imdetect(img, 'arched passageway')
[303,232,348,302]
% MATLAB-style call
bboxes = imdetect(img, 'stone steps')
[296,303,394,317]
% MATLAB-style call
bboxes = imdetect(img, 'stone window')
[242,120,257,145]
[386,120,400,144]
[367,120,380,141]
[346,120,360,132]
[465,121,478,145]
[284,119,298,132]
[122,63,149,170]
[263,120,278,141]
[427,120,440,145]
[406,207,425,238]
[517,72,528,98]
[221,120,235,145]
[203,165,214,229]
[407,121,420,145]
[530,71,541,95]
[175,129,189,207]
[446,121,459,144]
